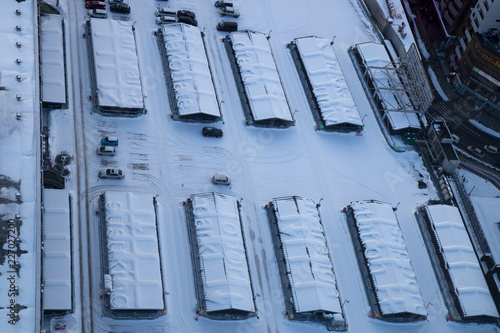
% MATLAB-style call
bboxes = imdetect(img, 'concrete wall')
[363,0,407,57]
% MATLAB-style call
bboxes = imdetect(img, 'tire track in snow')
[66,1,93,331]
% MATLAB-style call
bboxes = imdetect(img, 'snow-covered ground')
[0,0,39,332]
[2,0,500,332]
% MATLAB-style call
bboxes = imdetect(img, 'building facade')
[413,0,500,105]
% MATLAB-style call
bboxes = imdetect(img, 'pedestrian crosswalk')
[426,101,464,127]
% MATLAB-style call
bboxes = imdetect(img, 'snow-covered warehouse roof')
[425,205,499,319]
[470,197,500,263]
[272,196,342,314]
[189,193,255,314]
[42,189,72,311]
[229,31,292,122]
[351,201,427,317]
[89,18,143,110]
[159,24,220,118]
[40,14,66,106]
[294,37,362,127]
[103,191,164,310]
[355,42,420,131]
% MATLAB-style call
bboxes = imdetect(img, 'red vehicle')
[85,1,106,10]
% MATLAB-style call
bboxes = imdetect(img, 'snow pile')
[42,189,72,311]
[89,18,143,109]
[352,201,427,317]
[469,119,500,139]
[427,68,449,102]
[273,196,342,314]
[230,31,292,122]
[104,192,164,310]
[190,193,255,313]
[294,37,362,127]
[426,204,499,318]
[160,24,220,118]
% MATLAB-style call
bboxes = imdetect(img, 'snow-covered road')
[45,0,500,332]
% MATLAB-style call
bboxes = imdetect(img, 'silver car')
[96,146,116,156]
[156,7,176,16]
[98,169,124,179]
[212,173,231,185]
[156,15,176,24]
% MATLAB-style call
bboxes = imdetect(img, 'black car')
[214,1,233,8]
[177,10,196,19]
[110,3,130,14]
[177,14,198,26]
[216,21,237,32]
[202,127,223,138]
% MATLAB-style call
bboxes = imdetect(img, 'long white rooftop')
[425,204,499,319]
[104,191,164,310]
[355,42,420,131]
[190,193,255,314]
[160,24,220,118]
[351,201,427,317]
[272,197,342,314]
[40,14,66,105]
[470,197,500,264]
[0,0,39,330]
[42,189,72,311]
[229,31,292,122]
[89,18,143,110]
[294,37,362,127]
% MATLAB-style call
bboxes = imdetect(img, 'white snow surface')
[40,14,66,105]
[356,42,421,131]
[11,0,498,331]
[0,0,38,331]
[273,196,341,314]
[42,189,72,311]
[230,31,293,122]
[294,36,362,127]
[469,119,500,139]
[376,0,417,53]
[470,196,500,270]
[190,193,255,313]
[425,205,499,319]
[351,201,427,317]
[458,168,500,198]
[160,24,220,118]
[89,18,143,109]
[428,67,449,102]
[104,191,164,310]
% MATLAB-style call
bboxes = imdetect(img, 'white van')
[484,145,498,154]
[88,9,107,19]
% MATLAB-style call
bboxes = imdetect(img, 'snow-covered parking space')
[43,0,500,332]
